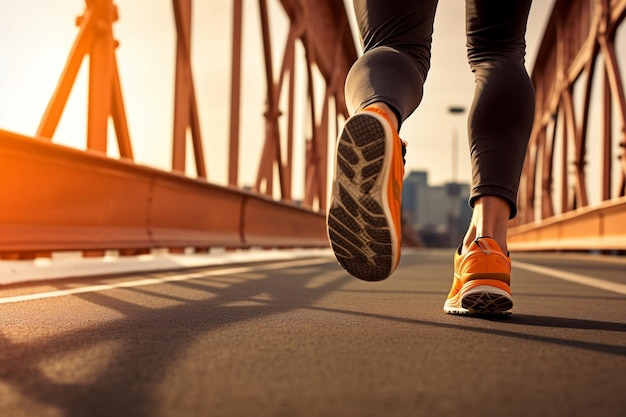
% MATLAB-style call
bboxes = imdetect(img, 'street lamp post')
[448,106,466,183]
[447,106,466,246]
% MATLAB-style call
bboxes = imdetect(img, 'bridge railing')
[0,0,357,258]
[510,0,626,251]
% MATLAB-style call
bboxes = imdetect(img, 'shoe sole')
[444,284,513,315]
[326,112,398,281]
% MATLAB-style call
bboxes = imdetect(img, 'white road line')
[0,257,334,305]
[514,261,626,295]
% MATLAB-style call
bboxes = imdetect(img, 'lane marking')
[514,261,626,295]
[0,257,334,305]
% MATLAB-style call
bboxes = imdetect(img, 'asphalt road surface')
[1,249,625,417]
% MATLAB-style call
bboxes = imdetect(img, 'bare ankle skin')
[462,196,510,254]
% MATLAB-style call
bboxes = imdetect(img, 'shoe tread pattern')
[460,292,513,315]
[328,115,392,281]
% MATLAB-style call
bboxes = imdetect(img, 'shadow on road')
[0,259,350,417]
[1,256,624,417]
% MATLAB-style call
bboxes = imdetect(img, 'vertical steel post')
[172,0,207,178]
[172,0,192,174]
[228,0,243,187]
[87,0,115,153]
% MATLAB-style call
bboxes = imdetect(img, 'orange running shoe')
[444,237,513,315]
[326,107,406,281]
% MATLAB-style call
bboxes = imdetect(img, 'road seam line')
[514,261,626,295]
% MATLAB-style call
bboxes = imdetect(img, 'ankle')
[463,196,510,254]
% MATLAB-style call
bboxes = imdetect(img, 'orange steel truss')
[0,0,357,258]
[7,1,623,258]
[509,0,626,251]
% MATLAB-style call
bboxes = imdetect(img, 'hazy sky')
[0,0,556,199]
[400,0,556,185]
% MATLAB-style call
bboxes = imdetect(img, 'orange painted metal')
[228,0,244,187]
[242,197,327,248]
[0,0,356,255]
[509,197,626,251]
[0,129,326,255]
[1,130,151,254]
[7,0,626,255]
[171,0,206,178]
[510,0,626,251]
[251,0,357,209]
[36,0,132,158]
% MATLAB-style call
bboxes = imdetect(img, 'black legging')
[345,0,535,218]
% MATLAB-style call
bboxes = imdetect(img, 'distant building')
[402,170,471,247]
